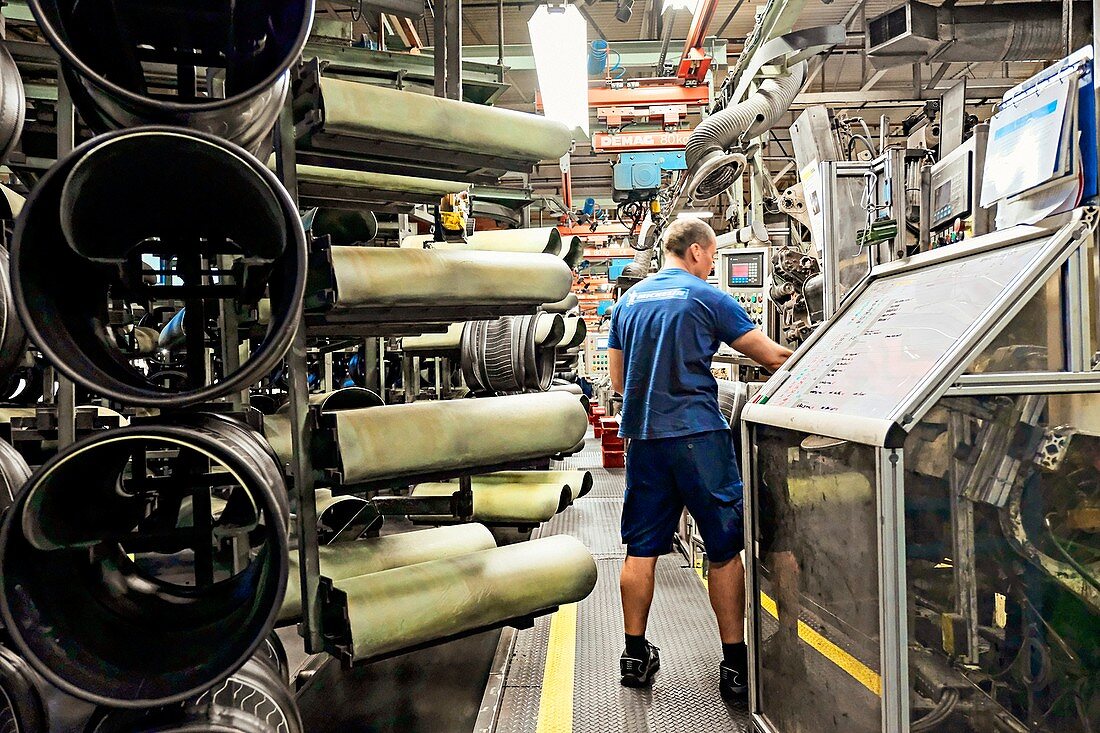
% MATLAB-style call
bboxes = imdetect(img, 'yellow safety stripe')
[757,592,882,696]
[694,565,881,697]
[535,602,578,733]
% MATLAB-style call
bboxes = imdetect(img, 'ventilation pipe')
[867,1,1092,67]
[684,62,807,202]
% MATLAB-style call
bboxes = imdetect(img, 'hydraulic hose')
[684,62,806,200]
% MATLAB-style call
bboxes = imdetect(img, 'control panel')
[585,334,610,375]
[930,150,972,231]
[720,248,769,331]
[926,125,991,248]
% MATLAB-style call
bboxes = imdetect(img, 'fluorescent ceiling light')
[678,210,713,219]
[529,4,589,135]
[663,0,698,11]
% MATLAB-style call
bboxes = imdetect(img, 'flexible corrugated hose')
[685,62,806,200]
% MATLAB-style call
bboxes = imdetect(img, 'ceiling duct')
[867,1,1092,68]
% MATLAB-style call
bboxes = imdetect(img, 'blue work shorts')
[622,429,744,563]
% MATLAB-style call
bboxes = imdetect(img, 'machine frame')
[740,207,1099,733]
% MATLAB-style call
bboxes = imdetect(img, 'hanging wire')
[351,0,364,22]
[1045,515,1100,594]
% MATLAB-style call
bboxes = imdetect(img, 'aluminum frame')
[742,210,1100,733]
[741,425,911,733]
[876,446,909,733]
[818,159,873,318]
[743,208,1098,447]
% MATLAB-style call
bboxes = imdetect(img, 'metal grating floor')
[492,433,751,733]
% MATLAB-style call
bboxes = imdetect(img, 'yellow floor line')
[535,602,577,733]
[757,592,882,696]
[694,565,881,696]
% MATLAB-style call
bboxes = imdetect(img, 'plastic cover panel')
[762,235,1052,420]
[752,425,882,733]
[967,271,1064,373]
[825,174,873,309]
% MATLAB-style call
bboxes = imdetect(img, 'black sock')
[723,642,747,670]
[625,633,648,658]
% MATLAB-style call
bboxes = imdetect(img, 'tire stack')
[460,313,565,395]
[0,2,315,730]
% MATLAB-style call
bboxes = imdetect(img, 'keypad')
[729,261,761,286]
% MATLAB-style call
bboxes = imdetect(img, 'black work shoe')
[620,642,660,687]
[719,661,748,704]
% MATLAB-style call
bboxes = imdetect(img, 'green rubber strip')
[280,523,496,624]
[329,534,596,661]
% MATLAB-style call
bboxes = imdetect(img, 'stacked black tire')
[0,3,316,731]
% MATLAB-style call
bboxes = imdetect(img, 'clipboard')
[980,46,1098,209]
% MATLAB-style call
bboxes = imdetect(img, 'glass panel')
[825,173,872,310]
[751,425,882,733]
[967,271,1065,373]
[903,393,1100,732]
[763,235,1052,420]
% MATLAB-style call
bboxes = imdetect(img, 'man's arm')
[731,330,793,372]
[608,348,625,394]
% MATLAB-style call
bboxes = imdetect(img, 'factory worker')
[607,217,791,703]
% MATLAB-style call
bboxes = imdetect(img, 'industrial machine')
[612,151,686,203]
[741,208,1100,733]
[719,247,771,336]
[585,333,611,375]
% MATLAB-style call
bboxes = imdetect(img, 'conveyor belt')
[488,433,751,733]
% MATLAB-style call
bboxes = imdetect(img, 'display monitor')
[726,252,764,287]
[759,234,1055,420]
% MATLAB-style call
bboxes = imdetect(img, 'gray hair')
[662,218,716,257]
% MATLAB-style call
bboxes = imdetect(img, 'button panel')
[730,289,766,327]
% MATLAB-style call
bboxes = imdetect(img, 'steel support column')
[55,68,76,448]
[441,0,463,100]
[275,98,323,653]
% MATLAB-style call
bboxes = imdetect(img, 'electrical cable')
[1045,515,1100,594]
[910,689,959,732]
[351,0,363,21]
[1019,633,1053,691]
[609,49,625,79]
[856,117,876,156]
[845,134,875,161]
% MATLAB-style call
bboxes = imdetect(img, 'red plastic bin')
[602,450,625,469]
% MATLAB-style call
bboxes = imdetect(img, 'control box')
[585,333,610,375]
[719,248,770,334]
[925,124,991,248]
[929,149,971,230]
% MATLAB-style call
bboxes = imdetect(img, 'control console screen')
[726,253,764,288]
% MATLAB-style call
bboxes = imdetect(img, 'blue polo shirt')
[608,267,755,440]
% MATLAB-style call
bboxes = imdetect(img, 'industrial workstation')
[0,0,1096,731]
